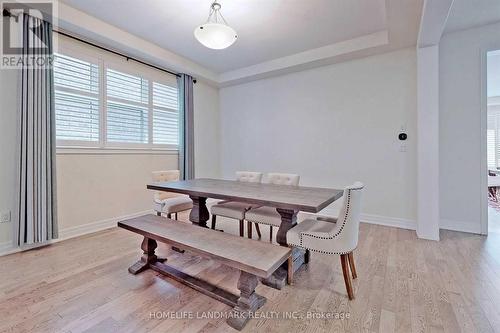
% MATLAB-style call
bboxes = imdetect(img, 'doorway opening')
[487,50,500,234]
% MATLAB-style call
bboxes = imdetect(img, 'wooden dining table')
[147,178,344,288]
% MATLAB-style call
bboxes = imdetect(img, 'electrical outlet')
[0,211,11,223]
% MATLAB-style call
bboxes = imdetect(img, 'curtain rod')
[54,30,192,80]
[3,9,197,83]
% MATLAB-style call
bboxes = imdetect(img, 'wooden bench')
[118,214,291,330]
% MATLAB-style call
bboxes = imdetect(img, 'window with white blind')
[54,54,100,143]
[488,110,500,169]
[153,82,179,145]
[53,50,179,149]
[106,69,149,144]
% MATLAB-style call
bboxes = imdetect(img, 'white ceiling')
[444,0,500,33]
[60,0,422,75]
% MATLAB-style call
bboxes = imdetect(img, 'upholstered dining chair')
[245,173,300,242]
[210,171,263,237]
[287,182,364,300]
[152,170,193,219]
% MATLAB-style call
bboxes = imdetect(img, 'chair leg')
[305,249,311,264]
[287,254,294,285]
[211,215,217,230]
[269,226,273,243]
[348,252,357,279]
[247,221,252,239]
[239,220,244,237]
[254,223,261,239]
[167,213,172,219]
[156,211,161,217]
[340,254,354,300]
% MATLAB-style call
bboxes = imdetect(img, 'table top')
[118,215,291,278]
[147,178,344,213]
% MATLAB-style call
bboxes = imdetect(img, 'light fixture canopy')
[194,1,237,50]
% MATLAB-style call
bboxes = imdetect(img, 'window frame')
[54,50,101,148]
[54,43,179,152]
[151,81,181,146]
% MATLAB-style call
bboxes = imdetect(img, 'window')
[54,54,100,142]
[488,110,500,169]
[54,50,179,149]
[106,69,149,144]
[153,82,179,146]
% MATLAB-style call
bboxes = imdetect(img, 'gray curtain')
[177,74,195,180]
[14,13,58,246]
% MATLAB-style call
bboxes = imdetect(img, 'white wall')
[439,22,500,233]
[194,81,220,178]
[219,48,418,227]
[55,152,177,234]
[416,45,440,240]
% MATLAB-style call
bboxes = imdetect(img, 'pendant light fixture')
[194,1,238,50]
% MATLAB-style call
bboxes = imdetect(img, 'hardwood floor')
[1,212,500,333]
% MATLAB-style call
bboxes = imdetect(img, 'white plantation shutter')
[106,69,150,144]
[153,82,179,145]
[54,53,100,142]
[107,101,149,143]
[54,46,179,148]
[488,130,496,168]
[107,69,149,103]
[488,111,500,169]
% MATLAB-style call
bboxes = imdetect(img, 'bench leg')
[128,237,166,274]
[227,271,266,331]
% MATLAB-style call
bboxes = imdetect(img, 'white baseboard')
[0,241,17,257]
[57,210,152,240]
[309,210,483,235]
[304,207,416,231]
[0,210,152,257]
[440,219,482,234]
[360,213,416,230]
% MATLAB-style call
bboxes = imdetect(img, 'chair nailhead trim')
[297,186,363,249]
[288,242,357,255]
